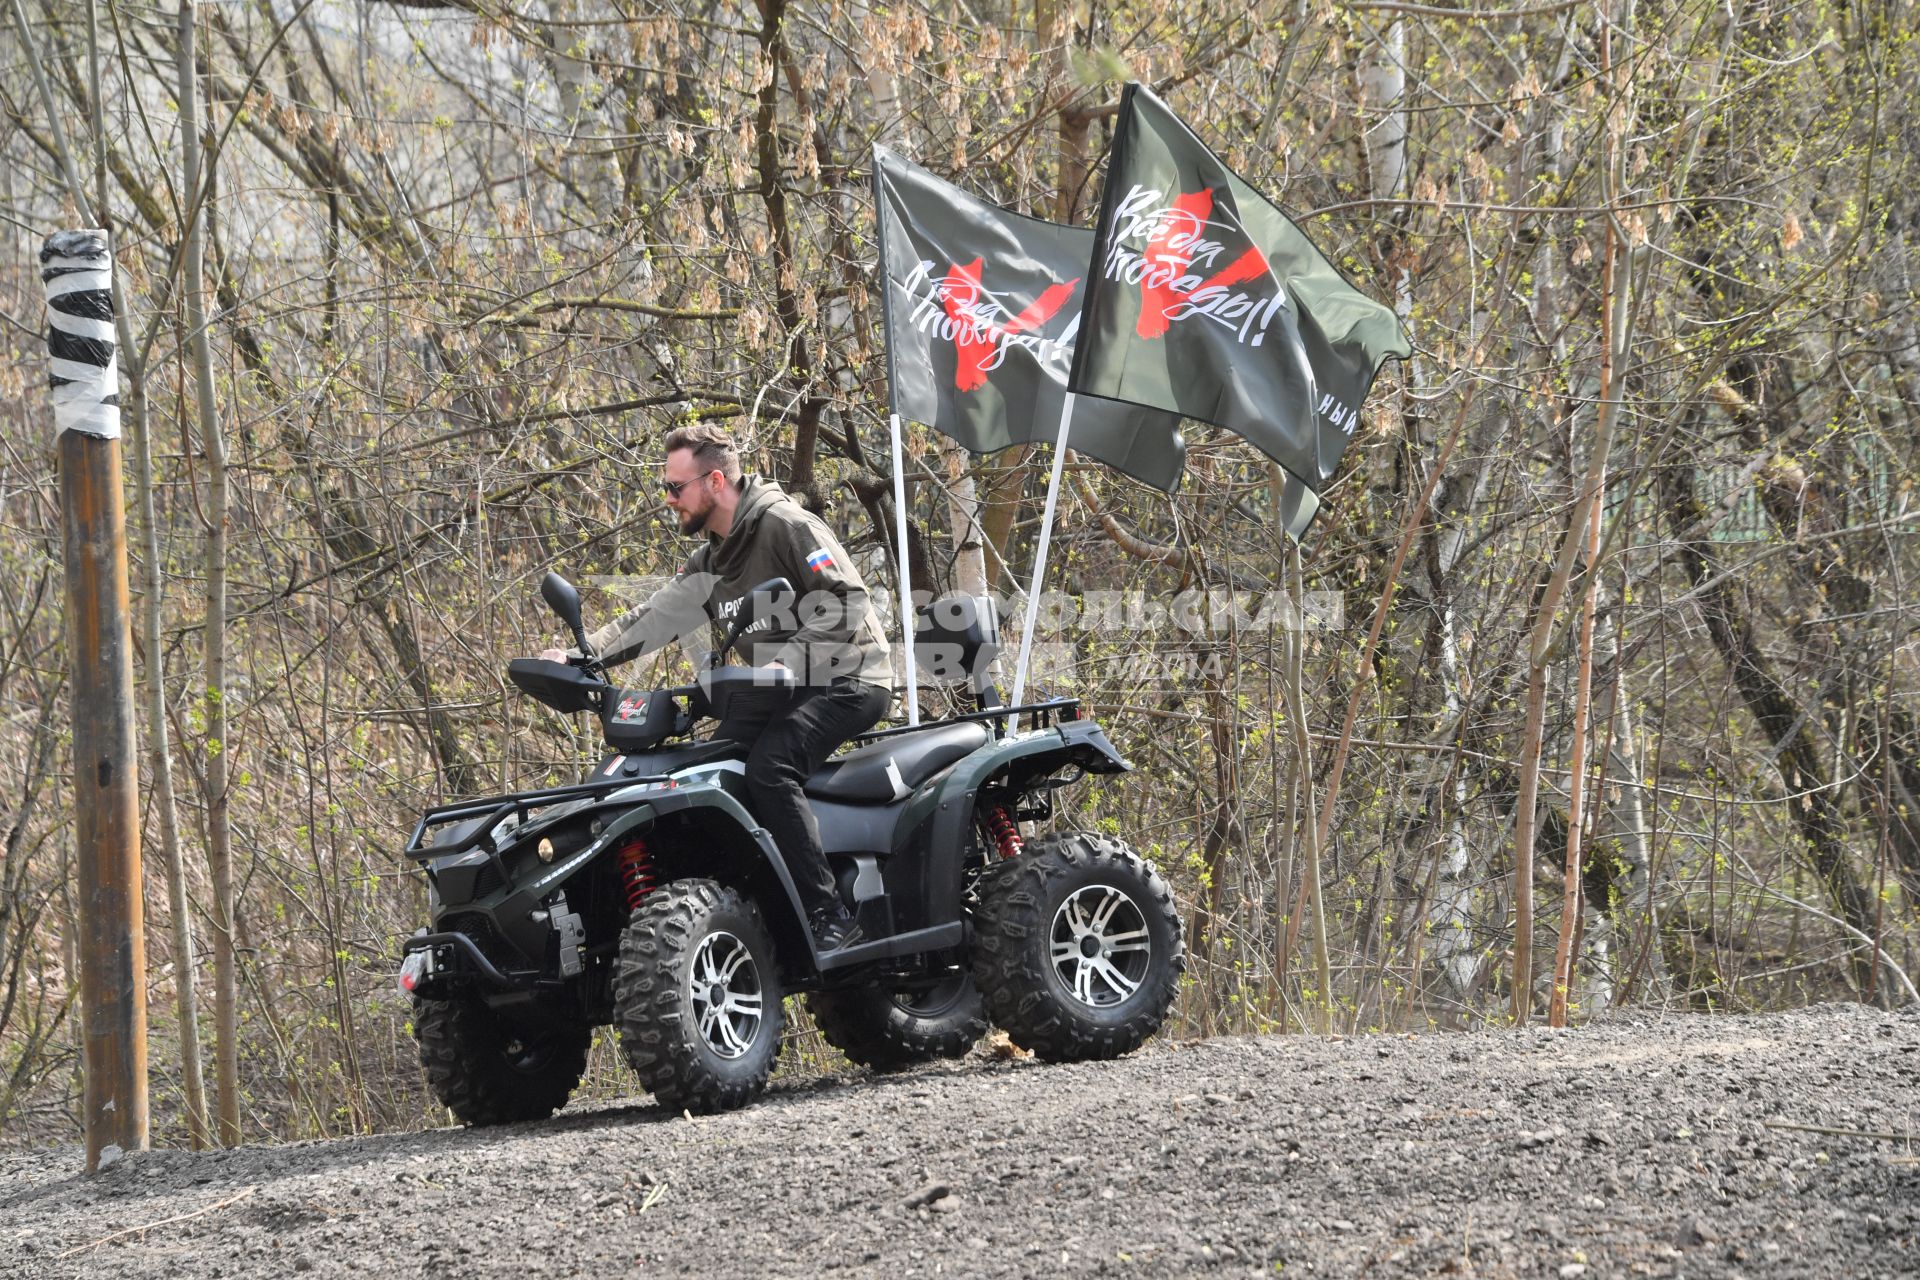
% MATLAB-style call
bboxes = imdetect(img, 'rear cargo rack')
[851,696,1079,744]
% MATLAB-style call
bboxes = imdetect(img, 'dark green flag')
[875,145,1188,492]
[1069,84,1413,533]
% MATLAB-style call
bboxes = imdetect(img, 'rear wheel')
[413,996,589,1127]
[613,879,785,1114]
[972,832,1184,1062]
[808,971,988,1069]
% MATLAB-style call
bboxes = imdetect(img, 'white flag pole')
[1008,391,1077,720]
[873,147,918,725]
[888,412,919,725]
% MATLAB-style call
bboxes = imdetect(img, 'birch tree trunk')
[1426,500,1484,1009]
[1363,15,1484,1011]
[1587,597,1669,1008]
[1358,20,1407,221]
[1550,0,1637,1028]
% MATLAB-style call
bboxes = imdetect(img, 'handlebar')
[523,570,799,749]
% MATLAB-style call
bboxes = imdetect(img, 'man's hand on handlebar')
[538,647,601,673]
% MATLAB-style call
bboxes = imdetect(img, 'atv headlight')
[537,837,557,863]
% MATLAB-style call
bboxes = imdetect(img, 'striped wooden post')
[43,228,149,1171]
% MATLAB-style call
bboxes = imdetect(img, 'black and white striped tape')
[40,229,120,440]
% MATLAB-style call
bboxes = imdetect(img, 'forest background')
[1,0,1915,1148]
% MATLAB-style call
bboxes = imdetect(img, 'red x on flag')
[936,259,1078,391]
[1134,189,1271,340]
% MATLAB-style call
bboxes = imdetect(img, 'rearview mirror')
[745,577,795,625]
[540,572,590,653]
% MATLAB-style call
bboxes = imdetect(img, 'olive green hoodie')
[583,476,893,690]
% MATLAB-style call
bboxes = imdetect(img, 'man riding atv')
[540,423,891,954]
[404,426,1184,1122]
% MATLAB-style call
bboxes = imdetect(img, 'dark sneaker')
[809,906,865,953]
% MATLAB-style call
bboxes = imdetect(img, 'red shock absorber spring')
[616,837,658,911]
[985,805,1025,860]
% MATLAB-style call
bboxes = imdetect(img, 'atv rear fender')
[890,719,1130,935]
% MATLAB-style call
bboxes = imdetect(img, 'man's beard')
[678,506,708,536]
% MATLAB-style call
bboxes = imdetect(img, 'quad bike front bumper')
[398,929,532,997]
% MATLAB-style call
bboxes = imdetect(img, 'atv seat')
[804,721,990,804]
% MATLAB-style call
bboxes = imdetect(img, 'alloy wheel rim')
[500,1034,555,1074]
[688,930,764,1060]
[1049,884,1152,1009]
[892,973,970,1019]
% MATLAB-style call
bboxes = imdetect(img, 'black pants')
[714,677,890,916]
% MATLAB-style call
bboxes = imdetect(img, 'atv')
[399,572,1185,1124]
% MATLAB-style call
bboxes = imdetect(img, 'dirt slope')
[3,1005,1915,1279]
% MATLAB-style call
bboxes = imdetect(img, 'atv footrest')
[816,921,965,973]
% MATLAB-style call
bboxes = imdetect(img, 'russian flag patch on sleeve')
[806,547,835,573]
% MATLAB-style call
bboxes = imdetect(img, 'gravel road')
[3,1004,1914,1279]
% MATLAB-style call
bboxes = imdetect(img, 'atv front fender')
[640,782,815,961]
[465,777,811,972]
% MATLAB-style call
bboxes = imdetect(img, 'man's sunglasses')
[660,469,719,498]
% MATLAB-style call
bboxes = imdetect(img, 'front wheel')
[613,879,785,1114]
[413,996,589,1127]
[972,832,1184,1062]
[808,971,988,1070]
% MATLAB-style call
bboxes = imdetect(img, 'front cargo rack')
[405,773,671,858]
